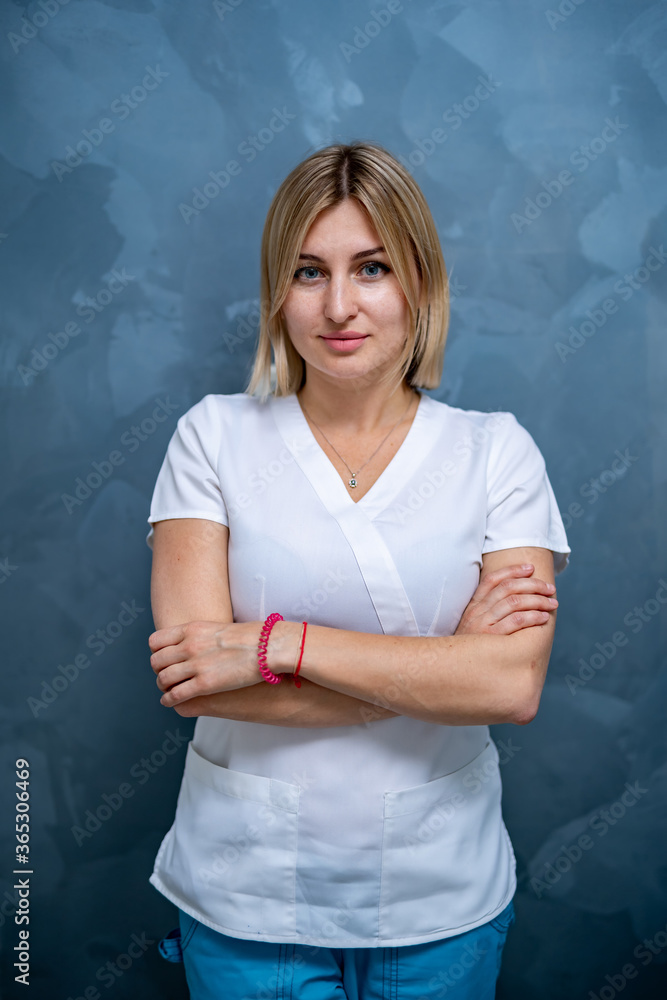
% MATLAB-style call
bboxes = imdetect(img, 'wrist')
[264,619,303,674]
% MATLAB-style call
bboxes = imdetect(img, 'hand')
[454,563,558,636]
[149,620,264,708]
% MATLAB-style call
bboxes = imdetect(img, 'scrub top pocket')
[150,742,300,940]
[379,739,515,941]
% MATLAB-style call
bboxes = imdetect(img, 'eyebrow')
[297,246,386,263]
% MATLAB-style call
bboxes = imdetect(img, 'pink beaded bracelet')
[257,612,284,684]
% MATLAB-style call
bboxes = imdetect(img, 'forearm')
[174,676,400,727]
[267,622,545,726]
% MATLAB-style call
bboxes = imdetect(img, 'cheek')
[280,295,303,335]
[367,286,410,325]
[281,290,313,326]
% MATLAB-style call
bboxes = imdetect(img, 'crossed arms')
[148,518,559,727]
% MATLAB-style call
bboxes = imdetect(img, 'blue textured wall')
[1,1,666,996]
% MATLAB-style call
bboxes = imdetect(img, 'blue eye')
[361,261,389,277]
[294,266,322,280]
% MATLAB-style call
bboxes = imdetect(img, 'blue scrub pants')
[158,899,515,999]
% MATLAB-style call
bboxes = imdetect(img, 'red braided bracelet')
[257,612,284,684]
[293,622,307,688]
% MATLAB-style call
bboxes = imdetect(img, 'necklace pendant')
[349,478,357,488]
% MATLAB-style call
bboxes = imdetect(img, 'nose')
[323,272,359,325]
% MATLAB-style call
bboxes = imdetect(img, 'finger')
[509,576,556,594]
[148,624,187,653]
[488,609,553,635]
[155,662,195,692]
[491,577,557,601]
[160,679,202,708]
[487,594,558,624]
[150,644,190,674]
[473,564,537,603]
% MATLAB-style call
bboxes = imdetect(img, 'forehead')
[301,199,380,252]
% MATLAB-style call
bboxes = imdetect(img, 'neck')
[296,371,419,435]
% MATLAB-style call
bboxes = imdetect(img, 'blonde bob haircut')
[245,140,450,400]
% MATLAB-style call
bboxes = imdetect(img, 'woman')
[146,141,570,999]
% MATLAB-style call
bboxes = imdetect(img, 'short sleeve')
[482,412,571,575]
[145,395,229,550]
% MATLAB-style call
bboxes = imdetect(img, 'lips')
[321,333,369,351]
[322,332,366,340]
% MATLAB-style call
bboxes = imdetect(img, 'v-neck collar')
[269,390,437,521]
[269,390,437,635]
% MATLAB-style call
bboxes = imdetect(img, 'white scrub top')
[145,390,571,948]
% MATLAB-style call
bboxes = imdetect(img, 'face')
[280,198,417,388]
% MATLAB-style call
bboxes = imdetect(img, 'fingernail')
[548,598,559,605]
[521,563,533,570]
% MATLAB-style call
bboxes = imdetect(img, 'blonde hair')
[244,140,450,400]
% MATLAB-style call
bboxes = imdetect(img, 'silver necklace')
[298,393,417,489]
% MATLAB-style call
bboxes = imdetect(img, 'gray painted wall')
[1,1,666,996]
